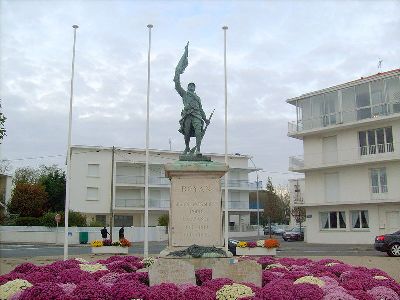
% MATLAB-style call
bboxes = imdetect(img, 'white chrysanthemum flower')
[0,279,32,300]
[256,240,265,247]
[265,263,287,270]
[75,257,88,263]
[142,256,157,267]
[373,275,388,280]
[216,283,254,300]
[294,276,325,287]
[79,263,107,273]
[325,262,339,266]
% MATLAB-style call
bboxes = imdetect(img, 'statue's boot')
[183,147,190,155]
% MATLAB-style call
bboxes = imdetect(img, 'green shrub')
[88,219,104,227]
[158,214,169,226]
[15,217,42,226]
[40,210,87,227]
[68,210,87,227]
[40,211,59,227]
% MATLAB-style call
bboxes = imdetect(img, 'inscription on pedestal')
[170,177,222,246]
[148,259,196,286]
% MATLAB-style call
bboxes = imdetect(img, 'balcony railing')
[221,180,260,189]
[294,196,304,204]
[115,198,170,208]
[115,198,144,208]
[371,185,388,194]
[289,156,305,171]
[360,143,394,156]
[116,175,259,190]
[116,175,170,186]
[223,202,249,209]
[288,100,400,135]
[149,199,170,208]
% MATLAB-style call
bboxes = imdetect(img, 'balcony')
[360,143,394,156]
[116,175,170,186]
[289,156,305,171]
[115,198,144,208]
[294,196,304,204]
[115,198,170,208]
[288,101,400,136]
[221,180,261,190]
[222,201,250,210]
[116,175,259,190]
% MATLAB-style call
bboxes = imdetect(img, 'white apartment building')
[69,146,259,230]
[288,69,400,244]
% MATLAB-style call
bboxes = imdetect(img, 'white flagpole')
[222,26,229,251]
[64,24,79,260]
[144,24,153,257]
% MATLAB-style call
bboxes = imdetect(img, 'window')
[88,164,100,177]
[371,168,388,194]
[359,127,394,155]
[86,187,99,200]
[320,211,346,229]
[385,77,400,113]
[324,173,339,203]
[114,215,133,227]
[356,83,371,120]
[351,211,369,229]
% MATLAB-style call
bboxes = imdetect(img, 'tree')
[38,165,66,212]
[0,102,6,143]
[12,167,39,186]
[291,206,306,230]
[250,178,290,236]
[158,214,169,226]
[8,183,48,217]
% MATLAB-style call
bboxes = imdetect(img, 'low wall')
[0,226,261,244]
[0,226,168,245]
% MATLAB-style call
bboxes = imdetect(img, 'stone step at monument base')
[148,256,262,287]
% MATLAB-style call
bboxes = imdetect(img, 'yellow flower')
[79,263,107,273]
[216,283,254,300]
[294,276,325,287]
[237,241,248,248]
[0,279,32,300]
[90,240,103,247]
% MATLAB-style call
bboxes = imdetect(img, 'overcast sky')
[1,0,399,186]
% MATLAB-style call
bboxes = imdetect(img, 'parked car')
[374,230,400,257]
[264,225,285,236]
[282,227,304,241]
[228,239,239,256]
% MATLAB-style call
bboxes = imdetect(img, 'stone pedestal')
[164,160,228,248]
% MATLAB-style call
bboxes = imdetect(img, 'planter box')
[91,246,129,254]
[236,247,276,256]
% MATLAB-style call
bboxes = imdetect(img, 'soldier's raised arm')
[174,72,185,97]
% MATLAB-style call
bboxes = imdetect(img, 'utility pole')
[222,25,229,251]
[64,24,79,260]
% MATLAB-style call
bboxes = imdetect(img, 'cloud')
[1,0,399,186]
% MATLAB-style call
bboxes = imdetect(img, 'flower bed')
[236,239,279,256]
[0,256,399,300]
[90,239,131,254]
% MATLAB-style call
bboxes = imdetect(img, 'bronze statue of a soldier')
[174,42,212,155]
